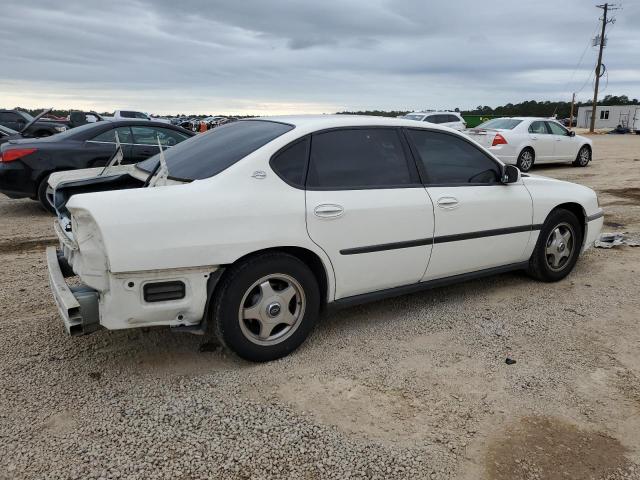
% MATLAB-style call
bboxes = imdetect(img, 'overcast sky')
[1,0,638,115]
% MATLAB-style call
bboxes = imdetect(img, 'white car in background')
[465,117,592,172]
[401,111,467,131]
[47,115,603,362]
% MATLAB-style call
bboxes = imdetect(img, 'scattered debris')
[505,357,517,365]
[595,233,624,248]
[88,372,101,380]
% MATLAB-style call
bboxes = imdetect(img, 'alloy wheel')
[579,147,590,166]
[545,222,575,272]
[238,274,306,346]
[520,151,533,170]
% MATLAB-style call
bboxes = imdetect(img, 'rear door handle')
[314,204,344,218]
[437,196,459,209]
[530,135,538,140]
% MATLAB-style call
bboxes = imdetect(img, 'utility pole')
[589,3,617,132]
[570,92,576,129]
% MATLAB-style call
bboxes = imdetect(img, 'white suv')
[401,111,467,131]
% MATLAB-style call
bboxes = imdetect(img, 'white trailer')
[577,105,640,130]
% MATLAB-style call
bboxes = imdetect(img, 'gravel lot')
[1,134,639,480]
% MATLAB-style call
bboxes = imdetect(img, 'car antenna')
[148,134,169,187]
[100,130,124,176]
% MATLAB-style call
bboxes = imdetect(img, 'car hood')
[20,108,52,133]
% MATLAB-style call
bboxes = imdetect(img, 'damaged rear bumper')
[46,246,100,335]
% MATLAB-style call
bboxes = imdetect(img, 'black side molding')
[340,224,542,255]
[341,237,433,255]
[327,261,529,312]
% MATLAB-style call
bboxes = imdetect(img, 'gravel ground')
[1,134,639,479]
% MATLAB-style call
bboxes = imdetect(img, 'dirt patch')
[0,237,57,253]
[601,188,640,205]
[486,416,634,480]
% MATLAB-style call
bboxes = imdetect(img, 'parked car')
[0,125,23,146]
[401,111,467,131]
[46,115,603,362]
[465,117,592,172]
[0,109,69,138]
[0,120,194,212]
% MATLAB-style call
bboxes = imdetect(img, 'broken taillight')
[491,134,508,146]
[0,148,38,163]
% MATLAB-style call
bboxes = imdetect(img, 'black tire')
[36,175,56,214]
[516,148,535,172]
[211,252,320,362]
[572,145,591,167]
[527,209,583,282]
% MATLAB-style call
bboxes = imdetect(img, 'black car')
[0,125,23,146]
[0,109,71,138]
[0,120,195,212]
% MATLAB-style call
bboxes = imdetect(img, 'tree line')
[338,95,640,119]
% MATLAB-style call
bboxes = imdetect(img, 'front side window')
[137,120,293,180]
[131,126,189,146]
[307,128,418,189]
[270,137,309,188]
[424,115,438,123]
[528,121,549,134]
[90,127,133,143]
[402,114,425,121]
[547,121,569,136]
[407,129,500,185]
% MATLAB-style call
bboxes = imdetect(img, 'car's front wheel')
[573,145,591,167]
[516,148,535,172]
[211,252,320,362]
[527,209,583,282]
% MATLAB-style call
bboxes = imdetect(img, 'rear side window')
[307,128,418,189]
[424,115,438,123]
[270,137,309,188]
[529,121,549,134]
[407,129,500,184]
[91,127,133,143]
[446,114,461,123]
[131,126,189,146]
[137,120,294,180]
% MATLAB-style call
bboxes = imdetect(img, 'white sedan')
[47,115,603,362]
[465,117,593,172]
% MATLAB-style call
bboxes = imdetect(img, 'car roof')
[254,114,460,133]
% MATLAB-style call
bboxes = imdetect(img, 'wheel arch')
[220,246,335,306]
[550,202,586,242]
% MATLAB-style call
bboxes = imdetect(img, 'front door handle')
[314,204,344,218]
[437,196,459,209]
[530,135,538,140]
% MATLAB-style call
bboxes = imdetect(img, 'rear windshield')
[476,118,522,130]
[137,120,294,180]
[402,114,425,121]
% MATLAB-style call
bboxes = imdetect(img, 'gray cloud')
[0,0,638,114]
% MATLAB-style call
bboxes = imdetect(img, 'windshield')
[402,114,425,121]
[477,118,522,130]
[0,125,19,135]
[137,120,294,180]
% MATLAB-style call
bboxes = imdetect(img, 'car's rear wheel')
[573,145,591,167]
[527,209,583,282]
[36,175,56,214]
[211,252,320,362]
[516,148,535,172]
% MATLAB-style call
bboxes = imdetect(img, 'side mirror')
[501,165,520,184]
[568,130,576,137]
